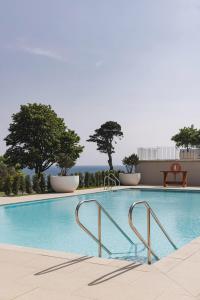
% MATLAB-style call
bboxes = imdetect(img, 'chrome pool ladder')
[75,199,134,257]
[103,173,120,190]
[128,201,177,264]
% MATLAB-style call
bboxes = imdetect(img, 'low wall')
[136,160,200,186]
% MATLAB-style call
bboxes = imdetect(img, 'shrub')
[4,176,12,196]
[95,172,100,187]
[47,175,53,192]
[79,173,84,188]
[122,154,139,173]
[84,172,89,187]
[19,175,26,194]
[12,175,21,195]
[25,175,32,194]
[40,173,46,193]
[32,175,41,193]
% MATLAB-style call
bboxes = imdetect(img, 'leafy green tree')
[122,153,139,173]
[4,176,12,196]
[19,175,26,194]
[12,175,20,195]
[25,175,32,194]
[40,173,46,193]
[87,121,123,170]
[32,175,41,193]
[56,130,84,176]
[171,125,199,151]
[4,103,66,177]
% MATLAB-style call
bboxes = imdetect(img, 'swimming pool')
[0,189,200,262]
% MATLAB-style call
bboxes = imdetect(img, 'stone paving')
[0,240,200,300]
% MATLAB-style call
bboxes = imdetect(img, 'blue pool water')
[0,189,200,261]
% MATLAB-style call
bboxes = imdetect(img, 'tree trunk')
[107,152,113,170]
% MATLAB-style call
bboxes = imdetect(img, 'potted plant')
[50,130,84,193]
[119,153,141,186]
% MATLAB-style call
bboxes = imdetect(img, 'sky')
[1,0,200,165]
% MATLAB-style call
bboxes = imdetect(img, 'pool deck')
[1,186,200,299]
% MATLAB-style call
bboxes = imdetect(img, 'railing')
[103,173,120,190]
[75,199,134,257]
[109,173,120,186]
[103,176,116,190]
[128,201,177,264]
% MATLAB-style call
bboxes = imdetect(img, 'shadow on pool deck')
[88,262,142,286]
[34,255,92,276]
[34,255,142,286]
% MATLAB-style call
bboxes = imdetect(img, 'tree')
[56,130,84,176]
[4,103,66,177]
[87,121,123,170]
[171,125,199,151]
[122,153,139,173]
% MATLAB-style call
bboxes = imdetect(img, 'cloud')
[11,41,68,63]
[22,47,67,61]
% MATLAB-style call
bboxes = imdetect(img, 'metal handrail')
[103,175,116,190]
[75,199,135,257]
[108,172,120,186]
[128,201,177,264]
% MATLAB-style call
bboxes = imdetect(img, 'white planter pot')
[119,173,141,186]
[50,175,79,193]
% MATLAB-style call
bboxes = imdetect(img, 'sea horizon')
[24,165,126,176]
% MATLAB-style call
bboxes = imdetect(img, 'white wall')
[136,160,200,186]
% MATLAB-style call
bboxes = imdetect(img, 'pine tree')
[25,175,32,194]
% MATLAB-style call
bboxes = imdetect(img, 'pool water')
[0,189,200,262]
